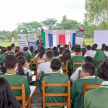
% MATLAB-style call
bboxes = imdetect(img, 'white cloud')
[0,0,85,31]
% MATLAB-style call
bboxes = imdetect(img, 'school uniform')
[70,55,84,72]
[70,66,82,82]
[84,81,108,108]
[24,51,31,62]
[43,72,69,104]
[85,50,96,58]
[37,62,63,74]
[8,51,15,55]
[71,76,102,108]
[0,73,31,105]
[104,51,108,56]
[35,54,46,63]
[71,52,76,56]
[0,54,4,61]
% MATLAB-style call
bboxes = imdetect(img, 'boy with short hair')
[0,55,30,105]
[71,63,102,108]
[70,56,93,82]
[8,44,15,55]
[70,47,84,72]
[43,58,69,105]
[23,47,31,62]
[71,47,75,56]
[36,50,63,79]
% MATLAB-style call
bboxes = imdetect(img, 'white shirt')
[70,66,82,82]
[37,62,63,74]
[71,52,76,56]
[104,51,108,56]
[85,50,96,58]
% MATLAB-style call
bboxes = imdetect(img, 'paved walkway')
[31,81,42,108]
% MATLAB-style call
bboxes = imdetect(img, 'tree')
[42,18,57,30]
[62,15,68,23]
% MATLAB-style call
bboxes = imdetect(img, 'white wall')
[94,30,108,46]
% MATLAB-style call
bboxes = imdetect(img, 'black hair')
[57,45,60,48]
[74,47,81,53]
[0,77,20,108]
[29,46,33,54]
[46,50,54,60]
[52,47,59,57]
[1,47,7,54]
[82,48,86,56]
[86,45,91,50]
[0,46,2,49]
[15,48,19,53]
[60,49,70,63]
[59,47,63,55]
[71,47,74,51]
[98,59,108,81]
[82,63,95,76]
[47,48,51,50]
[16,56,26,75]
[101,44,106,51]
[92,46,96,51]
[93,44,98,48]
[37,47,45,58]
[16,52,25,58]
[51,58,61,71]
[5,55,18,69]
[11,43,15,49]
[84,56,93,63]
[64,44,68,49]
[34,50,38,55]
[7,46,11,51]
[23,47,28,51]
[39,36,41,38]
[105,46,108,51]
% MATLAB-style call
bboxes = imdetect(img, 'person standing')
[36,36,44,49]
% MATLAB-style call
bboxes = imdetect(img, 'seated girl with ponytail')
[15,56,33,78]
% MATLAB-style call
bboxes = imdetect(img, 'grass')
[0,38,94,47]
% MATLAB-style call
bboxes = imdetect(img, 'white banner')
[28,33,37,42]
[18,34,27,48]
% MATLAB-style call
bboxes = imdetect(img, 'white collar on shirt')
[81,75,95,79]
[102,81,108,85]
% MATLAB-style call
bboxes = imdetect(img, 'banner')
[28,33,37,50]
[18,34,27,49]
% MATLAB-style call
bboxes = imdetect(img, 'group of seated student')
[1,42,108,108]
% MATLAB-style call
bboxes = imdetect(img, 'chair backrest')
[30,58,36,71]
[73,62,82,72]
[41,71,50,80]
[42,81,71,108]
[10,84,26,108]
[61,61,68,75]
[83,83,101,108]
[36,58,46,69]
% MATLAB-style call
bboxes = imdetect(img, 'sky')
[0,0,86,31]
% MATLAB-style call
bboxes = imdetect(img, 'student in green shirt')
[60,49,71,73]
[0,55,31,106]
[0,77,20,108]
[23,47,31,62]
[84,59,108,108]
[70,46,84,73]
[8,44,15,55]
[43,58,69,108]
[71,63,102,108]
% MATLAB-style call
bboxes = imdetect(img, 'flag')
[12,32,14,44]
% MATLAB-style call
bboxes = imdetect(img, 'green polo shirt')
[71,77,103,108]
[70,55,84,72]
[0,73,31,105]
[0,54,4,61]
[84,85,108,108]
[43,72,69,104]
[24,52,31,62]
[8,51,15,55]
